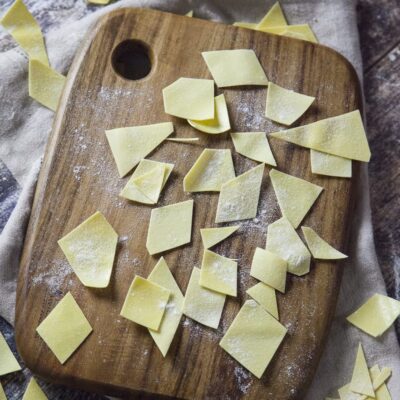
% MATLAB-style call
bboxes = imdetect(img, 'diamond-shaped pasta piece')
[199,250,237,296]
[36,292,92,364]
[58,211,118,288]
[146,200,194,255]
[120,276,171,331]
[219,300,287,378]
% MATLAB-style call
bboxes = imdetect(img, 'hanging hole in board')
[111,39,152,80]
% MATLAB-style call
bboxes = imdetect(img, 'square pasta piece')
[220,299,287,378]
[36,292,92,364]
[146,200,194,255]
[120,276,171,331]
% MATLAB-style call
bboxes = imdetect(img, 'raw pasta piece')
[350,343,374,397]
[36,292,92,364]
[0,384,6,400]
[121,164,164,204]
[346,293,400,337]
[259,24,318,43]
[199,250,237,296]
[270,169,323,228]
[29,59,65,111]
[219,300,287,378]
[146,200,194,255]
[88,0,110,4]
[105,122,173,177]
[120,160,173,204]
[148,258,184,356]
[162,78,214,120]
[183,149,235,192]
[200,225,239,249]
[270,110,371,162]
[202,49,268,87]
[364,366,392,400]
[257,2,287,29]
[188,94,230,134]
[215,164,264,223]
[231,132,277,166]
[311,150,352,178]
[0,332,21,376]
[250,248,287,293]
[233,22,258,29]
[266,217,311,276]
[265,82,315,126]
[183,267,226,329]
[185,10,193,17]
[246,282,279,319]
[58,211,118,288]
[338,384,361,400]
[0,0,49,65]
[120,276,170,331]
[302,226,347,260]
[167,137,199,142]
[22,378,47,400]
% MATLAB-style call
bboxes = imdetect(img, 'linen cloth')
[0,0,399,398]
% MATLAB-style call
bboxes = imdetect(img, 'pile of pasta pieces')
[1,1,399,399]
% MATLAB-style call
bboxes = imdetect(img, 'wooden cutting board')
[15,8,362,399]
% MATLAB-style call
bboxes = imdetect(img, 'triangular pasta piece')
[120,276,170,331]
[346,293,400,337]
[22,378,48,400]
[184,149,235,192]
[202,49,268,87]
[259,24,318,43]
[0,332,21,376]
[185,10,193,17]
[199,250,237,296]
[1,0,49,65]
[29,59,65,111]
[163,78,214,120]
[270,169,323,228]
[233,22,258,29]
[246,282,279,319]
[302,226,347,259]
[105,122,173,177]
[36,292,92,364]
[188,94,230,134]
[200,225,239,249]
[338,384,362,400]
[270,110,371,162]
[310,150,352,178]
[148,258,184,356]
[58,211,118,288]
[257,2,287,29]
[0,383,6,400]
[216,164,264,223]
[219,300,287,378]
[231,132,277,166]
[266,217,311,276]
[265,82,315,126]
[350,343,375,397]
[183,267,226,329]
[120,160,173,204]
[366,366,392,400]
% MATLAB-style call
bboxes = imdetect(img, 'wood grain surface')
[14,8,362,399]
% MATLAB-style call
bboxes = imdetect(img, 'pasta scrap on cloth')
[120,275,171,331]
[58,211,118,288]
[346,293,400,337]
[0,332,21,376]
[350,343,374,397]
[188,94,231,134]
[183,267,226,329]
[311,150,352,178]
[202,49,268,87]
[270,110,371,162]
[28,59,65,111]
[163,77,214,120]
[219,299,287,378]
[215,164,264,223]
[259,24,318,43]
[36,292,92,364]
[265,82,315,126]
[0,0,49,66]
[22,378,48,400]
[200,225,239,249]
[146,200,194,255]
[148,258,184,357]
[246,282,279,319]
[231,132,277,166]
